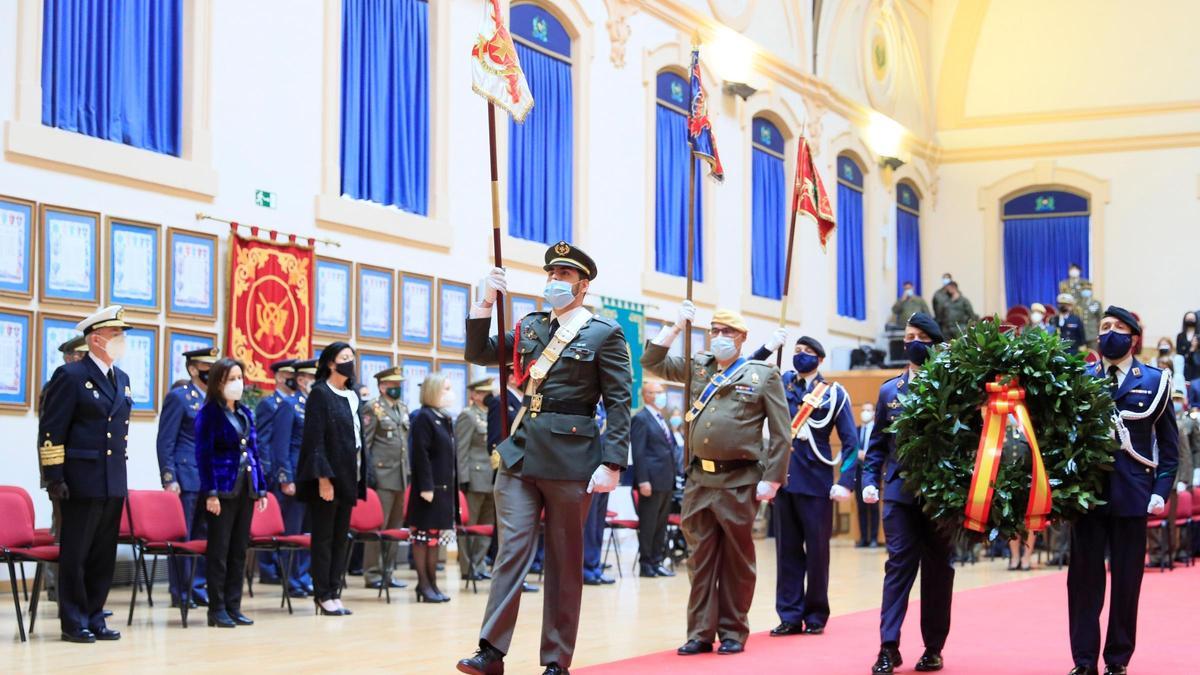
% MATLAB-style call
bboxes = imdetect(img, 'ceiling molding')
[941,131,1200,164]
[933,0,989,131]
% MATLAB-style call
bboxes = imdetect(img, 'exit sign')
[255,189,277,208]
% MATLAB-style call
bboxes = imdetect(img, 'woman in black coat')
[296,342,366,615]
[405,372,459,603]
[1176,311,1200,381]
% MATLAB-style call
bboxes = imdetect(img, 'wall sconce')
[878,156,905,171]
[722,81,757,100]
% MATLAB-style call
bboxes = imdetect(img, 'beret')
[710,309,748,334]
[795,335,826,359]
[907,311,944,342]
[1103,305,1141,336]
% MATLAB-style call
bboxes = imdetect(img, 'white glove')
[479,267,507,305]
[765,327,788,352]
[586,464,620,494]
[755,481,780,501]
[1147,494,1166,515]
[1177,481,1189,494]
[862,485,880,504]
[829,485,852,502]
[674,300,696,329]
[1193,467,1200,487]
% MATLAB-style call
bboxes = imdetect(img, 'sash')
[789,381,845,467]
[509,310,593,434]
[790,381,832,439]
[1112,366,1171,468]
[684,358,749,423]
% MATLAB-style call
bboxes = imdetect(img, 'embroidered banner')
[227,233,314,387]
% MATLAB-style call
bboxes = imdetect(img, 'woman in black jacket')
[296,342,366,615]
[405,372,459,602]
[1176,311,1200,381]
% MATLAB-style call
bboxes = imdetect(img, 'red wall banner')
[226,234,314,387]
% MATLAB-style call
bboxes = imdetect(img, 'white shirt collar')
[89,352,111,376]
[551,305,588,326]
[1103,354,1133,376]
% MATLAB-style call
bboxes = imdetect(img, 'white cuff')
[469,301,494,320]
[652,325,679,347]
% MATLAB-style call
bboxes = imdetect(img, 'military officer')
[361,366,411,590]
[156,346,218,607]
[39,306,132,643]
[486,368,535,591]
[1052,293,1087,354]
[38,335,89,412]
[1068,307,1179,675]
[749,335,858,637]
[931,273,954,319]
[274,358,314,595]
[1058,262,1092,299]
[862,312,956,674]
[933,281,977,341]
[890,281,930,326]
[457,377,496,582]
[642,305,790,656]
[253,359,296,585]
[457,241,631,675]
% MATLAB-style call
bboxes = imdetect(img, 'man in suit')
[38,306,132,643]
[1052,293,1087,354]
[457,242,631,675]
[457,377,496,582]
[862,312,955,674]
[361,366,411,590]
[854,402,880,547]
[254,358,294,585]
[642,305,790,656]
[156,346,218,607]
[748,335,857,638]
[630,380,679,578]
[1068,306,1179,675]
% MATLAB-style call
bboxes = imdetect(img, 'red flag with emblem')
[792,137,836,250]
[471,0,534,122]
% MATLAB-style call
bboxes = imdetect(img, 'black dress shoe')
[1103,666,1127,675]
[170,599,198,609]
[653,565,675,577]
[769,621,803,637]
[207,611,236,628]
[192,594,209,607]
[92,626,121,641]
[521,582,539,593]
[914,651,943,671]
[477,571,492,580]
[366,579,385,589]
[717,639,744,654]
[639,565,658,578]
[1067,667,1098,675]
[802,624,824,635]
[676,639,713,655]
[872,645,903,674]
[102,609,113,618]
[542,664,568,675]
[230,611,254,626]
[287,587,309,598]
[597,574,615,585]
[61,628,95,643]
[456,642,506,674]
[258,575,282,585]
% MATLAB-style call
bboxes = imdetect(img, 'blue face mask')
[1098,331,1133,361]
[1175,402,1185,415]
[793,352,820,374]
[711,336,739,361]
[542,280,577,310]
[669,416,683,428]
[905,339,933,366]
[653,393,668,409]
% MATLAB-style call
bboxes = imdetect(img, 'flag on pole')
[471,0,534,122]
[792,137,836,250]
[687,49,724,182]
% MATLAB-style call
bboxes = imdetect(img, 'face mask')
[903,288,913,298]
[440,390,458,410]
[1159,345,1171,356]
[542,280,577,310]
[793,352,820,374]
[652,393,668,409]
[905,339,933,366]
[711,336,739,361]
[1030,312,1044,323]
[223,379,244,402]
[860,410,874,424]
[941,277,951,286]
[1098,331,1133,361]
[285,377,297,391]
[1187,319,1197,328]
[386,386,402,400]
[335,360,357,379]
[1058,306,1070,315]
[197,368,210,384]
[669,415,683,428]
[1080,289,1092,299]
[102,335,127,362]
[1174,402,1184,415]
[1069,269,1080,279]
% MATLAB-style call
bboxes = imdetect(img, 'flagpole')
[776,205,800,368]
[683,152,697,468]
[488,102,511,441]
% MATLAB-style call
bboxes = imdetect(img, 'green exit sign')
[255,189,276,208]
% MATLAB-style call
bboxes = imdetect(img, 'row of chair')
[1147,486,1198,571]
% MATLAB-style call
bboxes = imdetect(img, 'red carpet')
[577,564,1198,674]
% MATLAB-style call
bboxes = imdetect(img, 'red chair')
[0,486,52,602]
[345,488,410,603]
[457,491,495,593]
[125,490,207,627]
[245,493,311,614]
[1148,489,1192,572]
[0,491,59,642]
[602,501,639,578]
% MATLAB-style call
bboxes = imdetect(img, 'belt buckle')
[701,459,716,473]
[530,393,543,413]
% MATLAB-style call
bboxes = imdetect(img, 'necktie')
[107,368,117,389]
[655,412,672,443]
[549,319,560,336]
[797,378,807,393]
[1107,365,1120,394]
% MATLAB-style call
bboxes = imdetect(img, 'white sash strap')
[510,310,593,435]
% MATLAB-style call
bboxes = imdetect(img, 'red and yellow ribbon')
[964,377,1053,533]
[790,381,831,439]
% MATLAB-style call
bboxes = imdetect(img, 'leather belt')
[692,457,758,473]
[521,395,594,417]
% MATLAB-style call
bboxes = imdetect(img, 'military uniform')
[641,310,789,649]
[361,366,411,587]
[274,360,313,593]
[1059,277,1101,348]
[461,242,631,671]
[156,347,218,605]
[38,307,132,641]
[253,359,294,583]
[935,293,977,341]
[890,295,930,326]
[456,379,495,581]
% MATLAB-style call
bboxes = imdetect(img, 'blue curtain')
[508,43,572,244]
[653,106,703,281]
[837,184,866,319]
[41,0,182,156]
[750,149,785,298]
[340,0,429,215]
[1003,216,1089,308]
[896,209,921,296]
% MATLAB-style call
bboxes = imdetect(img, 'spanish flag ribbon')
[964,377,1053,533]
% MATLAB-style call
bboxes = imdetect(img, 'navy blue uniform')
[1052,313,1087,353]
[155,383,208,602]
[861,371,955,652]
[773,371,858,629]
[253,390,286,581]
[38,357,130,634]
[1069,359,1178,671]
[582,404,609,582]
[272,391,310,591]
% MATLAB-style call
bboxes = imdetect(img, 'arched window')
[509,3,573,244]
[653,69,703,280]
[340,0,430,215]
[750,117,786,299]
[836,154,866,320]
[896,181,921,297]
[1002,190,1090,308]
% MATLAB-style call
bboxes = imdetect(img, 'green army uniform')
[640,325,789,647]
[455,382,495,581]
[360,366,411,588]
[1150,403,1199,565]
[1058,277,1102,345]
[936,294,978,341]
[891,295,931,325]
[931,285,951,320]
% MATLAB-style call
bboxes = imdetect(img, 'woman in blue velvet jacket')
[194,357,268,628]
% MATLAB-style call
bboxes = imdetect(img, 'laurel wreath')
[892,319,1115,542]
